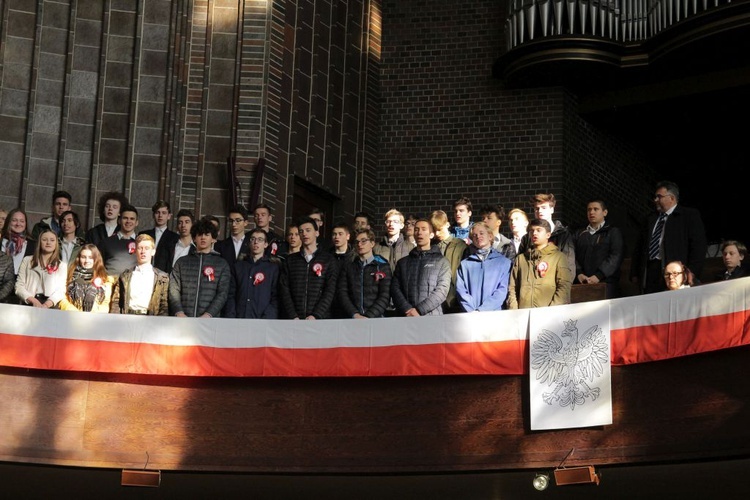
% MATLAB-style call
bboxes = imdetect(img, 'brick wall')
[377,0,657,243]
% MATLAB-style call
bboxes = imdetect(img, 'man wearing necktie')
[630,180,707,294]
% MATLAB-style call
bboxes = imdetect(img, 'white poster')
[529,301,612,430]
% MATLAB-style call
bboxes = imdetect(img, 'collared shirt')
[104,221,118,237]
[154,226,166,248]
[60,238,77,263]
[358,255,375,266]
[586,220,605,235]
[512,235,523,254]
[173,240,192,265]
[231,235,245,258]
[128,263,155,313]
[117,232,135,240]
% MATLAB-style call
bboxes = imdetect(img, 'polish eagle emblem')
[531,319,609,410]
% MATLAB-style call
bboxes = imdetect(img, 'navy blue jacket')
[224,256,280,319]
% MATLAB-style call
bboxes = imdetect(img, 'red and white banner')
[0,278,749,377]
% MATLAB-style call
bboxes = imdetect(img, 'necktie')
[648,214,667,260]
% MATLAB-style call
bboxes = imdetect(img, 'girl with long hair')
[1,208,35,275]
[14,228,67,307]
[58,244,114,313]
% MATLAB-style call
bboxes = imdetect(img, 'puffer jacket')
[390,245,451,316]
[168,250,230,317]
[279,249,340,319]
[507,243,572,309]
[337,254,392,318]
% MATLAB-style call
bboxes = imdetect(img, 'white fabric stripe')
[1,277,748,349]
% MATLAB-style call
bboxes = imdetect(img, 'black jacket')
[337,254,392,318]
[390,245,451,316]
[279,249,340,319]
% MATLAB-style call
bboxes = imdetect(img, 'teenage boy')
[86,191,129,249]
[331,222,354,263]
[337,228,392,319]
[507,208,529,261]
[32,190,75,239]
[100,205,140,277]
[169,219,230,317]
[252,203,284,257]
[449,196,474,244]
[520,193,575,276]
[374,209,415,273]
[139,200,179,273]
[480,204,513,258]
[507,219,572,309]
[353,211,372,231]
[574,198,625,299]
[430,209,468,313]
[215,204,251,265]
[110,234,169,315]
[172,209,195,268]
[278,216,340,319]
[456,222,512,312]
[391,219,451,317]
[224,228,279,319]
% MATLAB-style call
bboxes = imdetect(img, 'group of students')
[0,181,747,319]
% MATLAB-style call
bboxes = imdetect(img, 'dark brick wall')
[376,0,657,241]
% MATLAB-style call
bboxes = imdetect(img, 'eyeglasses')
[249,237,266,243]
[385,219,401,225]
[229,218,245,224]
[653,194,671,200]
[664,272,683,278]
[355,238,372,245]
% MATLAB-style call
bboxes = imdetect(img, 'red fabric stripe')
[611,309,750,365]
[0,333,527,377]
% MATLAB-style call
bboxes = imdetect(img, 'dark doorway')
[292,177,339,242]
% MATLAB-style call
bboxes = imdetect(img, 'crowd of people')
[0,180,745,319]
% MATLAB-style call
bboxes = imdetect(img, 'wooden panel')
[1,346,749,473]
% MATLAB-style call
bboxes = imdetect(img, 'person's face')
[534,202,554,221]
[39,232,57,254]
[332,227,349,249]
[60,213,78,236]
[414,221,434,248]
[470,225,493,250]
[354,233,375,257]
[249,232,268,256]
[53,197,71,217]
[194,233,214,252]
[404,218,416,237]
[78,249,95,269]
[722,244,744,270]
[104,199,121,222]
[286,227,301,248]
[653,188,676,213]
[482,212,501,234]
[228,212,247,236]
[530,225,550,247]
[385,215,403,237]
[9,212,26,234]
[434,222,451,242]
[664,263,685,290]
[153,207,171,227]
[454,205,471,226]
[120,211,138,234]
[135,241,155,265]
[0,210,6,231]
[177,216,193,238]
[587,202,607,226]
[299,222,318,247]
[510,212,528,236]
[309,214,323,229]
[253,208,271,229]
[354,217,369,231]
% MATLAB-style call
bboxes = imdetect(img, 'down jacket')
[337,254,392,318]
[168,250,230,317]
[456,248,512,312]
[279,249,340,319]
[390,245,451,316]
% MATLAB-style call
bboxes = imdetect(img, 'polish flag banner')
[0,279,748,378]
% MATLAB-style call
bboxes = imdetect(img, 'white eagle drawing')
[531,319,609,410]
